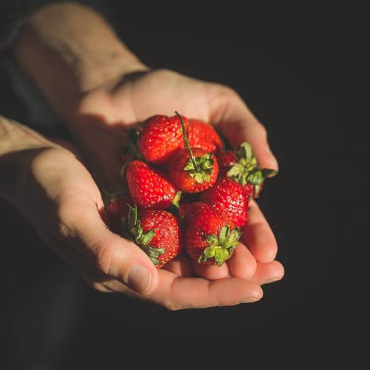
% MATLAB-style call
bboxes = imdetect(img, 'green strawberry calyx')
[120,127,144,177]
[184,153,214,184]
[101,184,128,207]
[124,205,165,266]
[122,127,140,158]
[176,111,214,184]
[226,142,277,193]
[199,226,242,266]
[246,168,277,197]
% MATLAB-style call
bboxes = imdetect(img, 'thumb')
[63,203,159,295]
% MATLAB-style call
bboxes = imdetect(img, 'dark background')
[1,2,369,369]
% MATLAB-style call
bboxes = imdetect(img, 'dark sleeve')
[0,0,112,52]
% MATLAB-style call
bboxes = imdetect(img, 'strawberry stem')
[175,111,215,184]
[169,190,182,217]
[175,111,197,170]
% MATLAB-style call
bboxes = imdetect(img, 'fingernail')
[127,265,152,294]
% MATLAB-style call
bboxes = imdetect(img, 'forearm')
[0,115,54,202]
[13,2,147,124]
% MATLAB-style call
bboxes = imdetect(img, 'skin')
[5,3,284,309]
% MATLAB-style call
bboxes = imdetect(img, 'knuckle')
[216,84,238,99]
[51,203,77,239]
[93,240,116,276]
[223,85,238,97]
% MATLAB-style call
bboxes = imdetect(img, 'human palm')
[69,68,283,296]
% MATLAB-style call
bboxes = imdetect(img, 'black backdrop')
[1,2,369,369]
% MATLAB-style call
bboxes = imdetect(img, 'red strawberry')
[169,147,219,193]
[105,194,134,233]
[200,177,249,228]
[168,113,219,193]
[138,114,189,164]
[217,150,238,176]
[185,202,242,266]
[218,142,277,198]
[126,160,178,209]
[124,206,183,268]
[187,119,222,154]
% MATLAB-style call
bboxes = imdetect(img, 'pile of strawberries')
[105,112,275,268]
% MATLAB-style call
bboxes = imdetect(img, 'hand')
[12,4,284,307]
[71,69,282,281]
[7,140,282,310]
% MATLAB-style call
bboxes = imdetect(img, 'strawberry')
[168,112,219,193]
[217,150,238,176]
[105,194,134,233]
[218,142,277,198]
[187,119,222,154]
[138,114,189,164]
[200,177,249,228]
[124,206,183,268]
[185,202,242,266]
[169,147,219,193]
[126,160,178,209]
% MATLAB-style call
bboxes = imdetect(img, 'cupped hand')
[69,69,282,281]
[12,144,283,309]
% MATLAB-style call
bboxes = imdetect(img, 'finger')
[242,200,278,263]
[192,260,230,280]
[51,139,82,159]
[211,93,279,171]
[43,231,123,293]
[226,243,257,279]
[249,261,285,285]
[151,269,263,309]
[57,198,159,295]
[162,252,194,277]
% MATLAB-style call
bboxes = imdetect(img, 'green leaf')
[184,162,195,172]
[253,184,261,198]
[141,229,155,246]
[237,142,258,170]
[207,234,219,246]
[227,163,244,177]
[261,168,278,178]
[195,173,204,184]
[146,246,165,259]
[140,245,165,266]
[229,228,242,244]
[204,247,216,259]
[219,226,229,245]
[128,205,138,230]
[214,248,231,266]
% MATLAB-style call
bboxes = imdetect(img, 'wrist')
[0,117,56,204]
[13,2,149,122]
